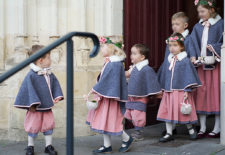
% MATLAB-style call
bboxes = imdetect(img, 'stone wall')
[0,0,123,141]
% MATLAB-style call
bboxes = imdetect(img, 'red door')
[123,0,224,128]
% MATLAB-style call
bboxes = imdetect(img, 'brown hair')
[198,0,217,18]
[172,12,189,23]
[169,33,185,51]
[133,44,149,59]
[28,45,45,56]
[28,45,49,64]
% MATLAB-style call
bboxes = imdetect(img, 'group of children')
[13,0,223,154]
[85,0,223,153]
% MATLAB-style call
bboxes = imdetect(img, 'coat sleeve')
[51,74,64,101]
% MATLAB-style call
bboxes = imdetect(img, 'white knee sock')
[45,135,52,147]
[186,124,194,135]
[199,114,206,133]
[211,115,220,134]
[103,134,111,148]
[121,131,130,147]
[28,136,34,146]
[164,122,173,138]
[122,130,129,142]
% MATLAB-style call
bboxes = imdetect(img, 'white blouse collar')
[181,29,189,38]
[199,14,222,25]
[168,51,187,63]
[135,59,149,71]
[30,63,42,72]
[109,55,125,62]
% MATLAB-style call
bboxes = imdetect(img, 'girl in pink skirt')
[157,33,202,142]
[189,0,223,138]
[14,45,64,155]
[85,37,133,153]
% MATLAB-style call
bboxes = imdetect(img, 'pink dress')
[195,64,220,115]
[157,91,198,124]
[86,97,124,135]
[124,97,148,130]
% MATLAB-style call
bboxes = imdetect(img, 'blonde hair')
[103,36,126,59]
[172,12,189,23]
[107,44,126,59]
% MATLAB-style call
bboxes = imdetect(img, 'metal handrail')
[0,32,100,155]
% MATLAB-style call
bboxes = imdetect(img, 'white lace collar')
[30,63,42,72]
[199,14,222,25]
[135,59,149,71]
[109,55,125,62]
[168,51,187,63]
[30,63,51,72]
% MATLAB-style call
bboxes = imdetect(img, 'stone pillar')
[220,0,225,145]
[0,0,5,70]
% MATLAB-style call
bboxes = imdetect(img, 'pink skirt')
[86,97,124,136]
[195,65,220,115]
[24,110,55,134]
[157,91,198,124]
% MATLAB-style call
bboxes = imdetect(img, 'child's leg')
[118,130,133,153]
[103,134,111,147]
[162,122,173,138]
[43,130,53,147]
[28,134,37,146]
[122,130,130,144]
[199,114,207,133]
[93,134,112,153]
[210,115,220,134]
[186,124,194,134]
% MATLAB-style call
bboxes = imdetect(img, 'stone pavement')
[1,123,225,155]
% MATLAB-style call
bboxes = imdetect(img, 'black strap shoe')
[44,145,57,155]
[188,127,197,140]
[159,133,174,143]
[118,136,133,153]
[92,145,112,153]
[161,129,177,136]
[25,146,34,155]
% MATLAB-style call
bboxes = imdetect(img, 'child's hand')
[190,57,196,64]
[125,71,130,78]
[29,105,36,112]
[54,98,60,103]
[184,92,188,99]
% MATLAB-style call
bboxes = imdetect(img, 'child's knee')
[43,129,53,136]
[28,132,38,138]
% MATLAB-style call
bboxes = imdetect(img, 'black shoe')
[25,146,34,155]
[159,133,174,143]
[188,127,197,140]
[118,136,133,153]
[92,145,112,153]
[44,145,57,155]
[161,129,177,136]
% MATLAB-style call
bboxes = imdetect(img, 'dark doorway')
[123,0,224,129]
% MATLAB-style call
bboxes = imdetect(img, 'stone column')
[0,0,5,70]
